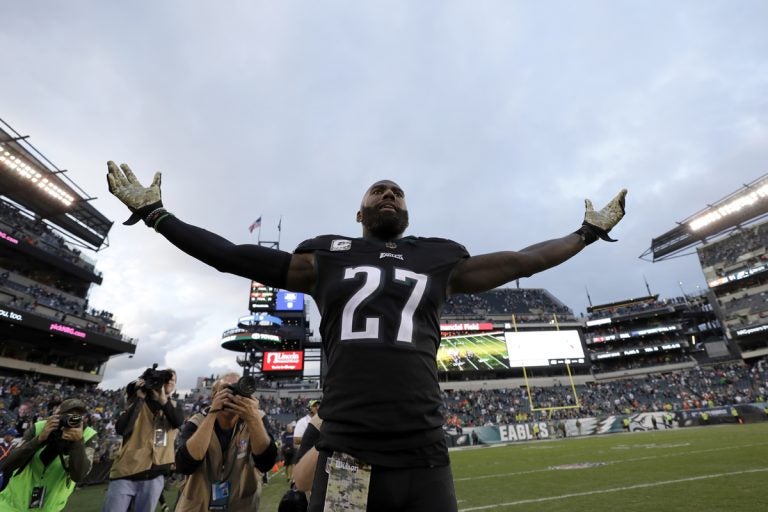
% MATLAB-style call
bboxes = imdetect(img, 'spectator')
[292,400,320,451]
[281,423,296,482]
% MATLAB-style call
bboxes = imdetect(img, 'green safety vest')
[0,420,96,511]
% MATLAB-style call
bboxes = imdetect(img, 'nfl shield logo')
[331,239,352,251]
[385,242,397,249]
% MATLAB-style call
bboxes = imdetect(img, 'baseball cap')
[309,399,321,408]
[4,428,18,437]
[58,399,87,414]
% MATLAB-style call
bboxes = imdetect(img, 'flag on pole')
[248,216,262,233]
[277,216,282,232]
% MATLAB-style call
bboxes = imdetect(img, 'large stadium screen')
[262,350,304,372]
[249,281,275,311]
[437,332,511,373]
[275,290,305,311]
[504,330,586,367]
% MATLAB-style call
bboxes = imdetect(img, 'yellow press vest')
[0,420,97,511]
[175,414,263,512]
[109,400,177,479]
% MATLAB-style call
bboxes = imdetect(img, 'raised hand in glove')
[106,161,163,225]
[580,188,627,244]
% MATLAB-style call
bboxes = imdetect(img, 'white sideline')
[457,467,768,511]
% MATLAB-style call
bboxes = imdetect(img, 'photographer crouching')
[103,365,183,512]
[0,398,96,511]
[174,372,277,511]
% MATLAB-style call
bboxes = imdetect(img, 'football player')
[108,162,626,512]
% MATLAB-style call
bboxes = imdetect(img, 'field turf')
[65,422,768,511]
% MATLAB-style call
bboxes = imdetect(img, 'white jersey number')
[340,266,429,343]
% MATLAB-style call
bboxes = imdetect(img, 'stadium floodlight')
[689,182,768,231]
[643,172,768,261]
[0,145,75,207]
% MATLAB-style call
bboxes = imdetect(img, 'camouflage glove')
[106,161,163,226]
[579,188,627,244]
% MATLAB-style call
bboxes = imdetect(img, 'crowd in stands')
[442,358,768,425]
[587,296,691,321]
[590,352,693,374]
[0,269,132,344]
[720,290,768,322]
[698,222,768,268]
[0,200,97,273]
[443,288,575,321]
[0,357,765,486]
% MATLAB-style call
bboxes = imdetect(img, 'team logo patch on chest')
[379,252,404,260]
[330,239,352,251]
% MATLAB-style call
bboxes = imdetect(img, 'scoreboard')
[249,281,306,313]
[249,282,276,311]
[234,282,309,379]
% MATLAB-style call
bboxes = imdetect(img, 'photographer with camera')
[0,399,96,511]
[174,372,277,512]
[102,366,183,512]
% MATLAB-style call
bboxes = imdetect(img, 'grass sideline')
[65,422,768,511]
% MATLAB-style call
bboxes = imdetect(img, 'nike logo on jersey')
[330,239,352,251]
[379,252,404,260]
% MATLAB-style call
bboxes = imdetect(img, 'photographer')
[174,372,277,512]
[103,366,183,512]
[0,399,96,511]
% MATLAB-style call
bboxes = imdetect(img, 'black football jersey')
[295,235,469,463]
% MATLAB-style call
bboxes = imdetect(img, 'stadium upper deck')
[644,172,768,360]
[442,287,576,323]
[0,119,134,384]
[698,217,768,358]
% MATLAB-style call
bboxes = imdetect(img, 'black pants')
[308,451,458,512]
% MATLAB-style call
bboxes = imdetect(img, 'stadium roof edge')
[642,173,768,262]
[0,119,113,250]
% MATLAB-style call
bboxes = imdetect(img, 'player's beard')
[360,206,409,240]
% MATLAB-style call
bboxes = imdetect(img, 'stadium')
[1,120,767,511]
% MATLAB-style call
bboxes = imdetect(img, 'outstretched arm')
[155,216,315,292]
[448,189,627,295]
[106,161,315,293]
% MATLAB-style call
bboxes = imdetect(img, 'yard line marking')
[458,467,768,511]
[454,467,551,481]
[453,441,768,482]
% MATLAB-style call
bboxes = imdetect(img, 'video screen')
[275,290,305,311]
[504,330,585,367]
[437,332,510,372]
[437,329,587,373]
[262,350,304,372]
[249,281,275,311]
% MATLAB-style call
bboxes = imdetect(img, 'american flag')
[248,216,262,233]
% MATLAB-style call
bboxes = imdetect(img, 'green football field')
[65,422,768,511]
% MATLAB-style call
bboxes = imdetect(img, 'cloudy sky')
[2,1,767,391]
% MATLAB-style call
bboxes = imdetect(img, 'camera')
[140,363,174,391]
[226,376,257,397]
[59,413,83,430]
[278,489,308,512]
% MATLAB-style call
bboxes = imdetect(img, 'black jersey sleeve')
[156,216,292,288]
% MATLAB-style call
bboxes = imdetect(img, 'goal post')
[511,313,582,417]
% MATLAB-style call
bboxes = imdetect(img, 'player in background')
[107,161,626,512]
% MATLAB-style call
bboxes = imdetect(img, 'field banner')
[461,405,768,446]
